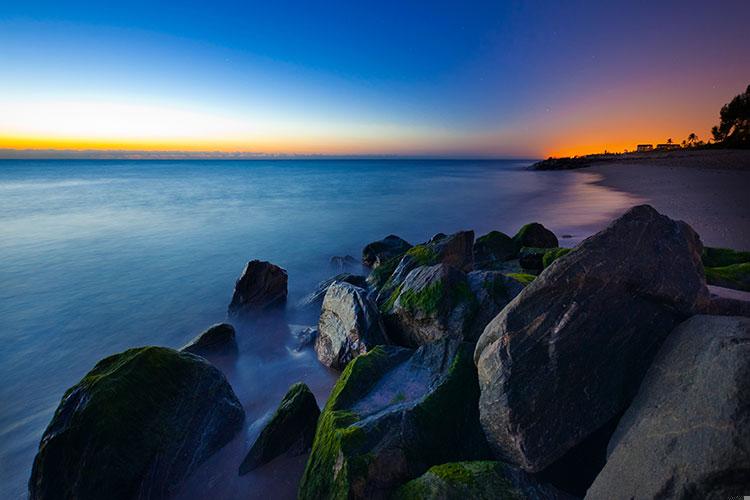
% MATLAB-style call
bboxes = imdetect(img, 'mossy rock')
[239,382,320,474]
[512,223,558,250]
[394,461,572,500]
[504,273,536,285]
[181,323,238,357]
[29,347,245,500]
[542,248,573,269]
[704,263,750,291]
[298,339,489,500]
[702,246,750,268]
[367,254,402,290]
[466,271,527,342]
[518,247,548,272]
[474,231,517,268]
[381,264,479,346]
[362,234,412,268]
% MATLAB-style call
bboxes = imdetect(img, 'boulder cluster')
[28,204,750,499]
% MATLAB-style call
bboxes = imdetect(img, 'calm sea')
[0,159,640,498]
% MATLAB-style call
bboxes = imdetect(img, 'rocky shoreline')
[29,205,750,499]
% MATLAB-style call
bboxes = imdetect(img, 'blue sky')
[1,0,749,156]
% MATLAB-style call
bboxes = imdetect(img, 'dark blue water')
[0,159,639,498]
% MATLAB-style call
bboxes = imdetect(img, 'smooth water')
[0,159,640,498]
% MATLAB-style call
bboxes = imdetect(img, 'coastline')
[569,150,750,250]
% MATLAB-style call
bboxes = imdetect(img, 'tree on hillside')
[711,84,750,147]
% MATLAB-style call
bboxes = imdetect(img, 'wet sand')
[583,150,750,250]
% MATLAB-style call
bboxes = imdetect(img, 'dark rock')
[466,271,526,342]
[297,273,367,311]
[362,234,412,268]
[381,264,477,347]
[474,230,517,269]
[474,205,710,472]
[29,347,244,500]
[512,222,558,250]
[698,296,750,317]
[394,461,574,500]
[239,383,320,474]
[330,255,361,273]
[586,315,750,500]
[315,282,388,370]
[228,260,288,316]
[561,234,573,239]
[181,323,238,357]
[518,247,548,272]
[376,230,474,304]
[298,338,489,500]
[701,246,750,267]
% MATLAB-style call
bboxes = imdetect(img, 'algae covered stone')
[394,461,573,500]
[704,262,750,291]
[542,247,572,269]
[298,338,488,499]
[181,323,238,357]
[381,264,478,346]
[701,246,750,267]
[474,231,517,269]
[362,234,412,268]
[512,223,558,250]
[239,382,320,474]
[29,346,245,500]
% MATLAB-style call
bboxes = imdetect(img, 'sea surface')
[0,159,641,499]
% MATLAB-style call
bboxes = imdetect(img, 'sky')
[1,0,749,158]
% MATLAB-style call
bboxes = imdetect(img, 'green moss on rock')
[704,263,750,291]
[394,461,523,500]
[505,273,536,285]
[406,244,438,266]
[702,246,750,268]
[543,247,573,269]
[367,255,401,290]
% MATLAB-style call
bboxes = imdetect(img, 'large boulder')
[297,273,367,311]
[474,205,710,472]
[315,282,388,370]
[228,260,288,316]
[181,323,238,357]
[381,264,477,347]
[586,315,750,500]
[362,234,412,268]
[376,230,474,304]
[512,222,558,250]
[474,231,517,269]
[298,339,488,500]
[29,347,245,500]
[394,461,574,500]
[239,382,320,474]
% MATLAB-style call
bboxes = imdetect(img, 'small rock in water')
[316,282,388,369]
[181,323,238,357]
[228,260,288,317]
[291,325,318,351]
[239,382,320,474]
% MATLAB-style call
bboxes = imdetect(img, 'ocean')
[0,159,640,498]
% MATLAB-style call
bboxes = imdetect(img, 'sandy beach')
[583,150,750,250]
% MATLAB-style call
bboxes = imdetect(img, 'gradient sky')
[1,0,749,158]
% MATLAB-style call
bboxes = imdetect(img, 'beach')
[583,150,750,250]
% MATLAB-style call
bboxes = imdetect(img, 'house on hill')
[636,144,653,152]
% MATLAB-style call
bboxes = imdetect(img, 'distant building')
[636,144,653,152]
[655,143,681,151]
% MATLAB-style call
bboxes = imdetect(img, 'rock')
[394,461,574,500]
[518,247,548,272]
[504,272,536,285]
[29,347,244,500]
[474,205,710,473]
[291,325,318,352]
[466,271,526,342]
[297,273,368,310]
[298,338,489,500]
[239,383,320,474]
[181,323,238,357]
[474,230,517,269]
[362,235,412,268]
[228,260,288,316]
[381,264,477,347]
[586,315,750,500]
[330,255,361,273]
[701,246,750,267]
[699,296,750,317]
[542,247,572,269]
[704,262,750,291]
[512,222,558,250]
[376,230,474,304]
[315,282,388,370]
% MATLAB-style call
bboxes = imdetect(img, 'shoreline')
[564,150,750,250]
